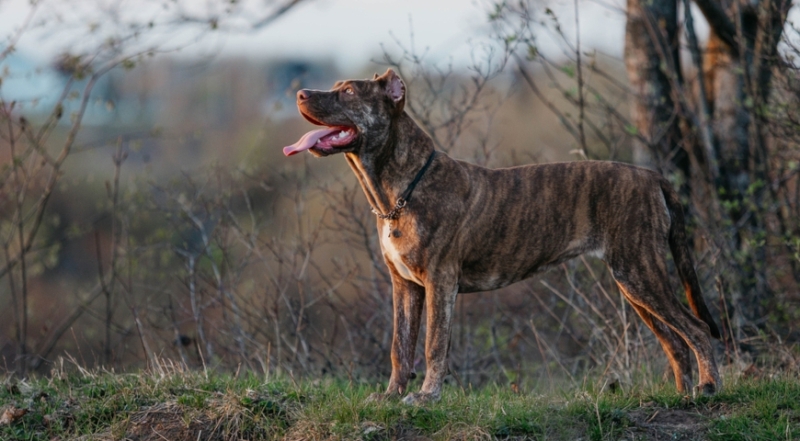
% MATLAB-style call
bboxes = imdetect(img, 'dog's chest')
[380,223,423,285]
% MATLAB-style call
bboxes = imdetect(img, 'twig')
[528,318,576,384]
[683,0,720,182]
[574,0,588,154]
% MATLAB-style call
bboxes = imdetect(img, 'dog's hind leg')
[609,254,720,396]
[621,288,694,393]
[402,272,459,405]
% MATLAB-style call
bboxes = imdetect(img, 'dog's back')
[429,159,667,292]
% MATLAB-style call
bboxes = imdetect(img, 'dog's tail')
[660,179,722,339]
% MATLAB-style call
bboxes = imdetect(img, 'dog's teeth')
[338,131,347,139]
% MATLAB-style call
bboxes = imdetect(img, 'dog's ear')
[381,68,405,110]
[373,72,379,80]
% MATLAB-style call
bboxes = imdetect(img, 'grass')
[1,362,799,440]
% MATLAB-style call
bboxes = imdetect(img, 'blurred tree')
[624,0,792,339]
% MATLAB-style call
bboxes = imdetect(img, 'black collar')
[371,150,438,220]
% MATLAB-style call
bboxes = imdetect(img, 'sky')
[0,0,630,72]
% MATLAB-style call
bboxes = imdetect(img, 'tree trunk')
[626,0,790,338]
[700,0,789,336]
[624,0,691,202]
[704,31,767,337]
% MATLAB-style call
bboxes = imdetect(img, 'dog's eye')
[344,86,354,95]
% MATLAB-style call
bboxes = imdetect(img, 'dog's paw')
[367,382,410,403]
[401,392,439,406]
[692,382,717,398]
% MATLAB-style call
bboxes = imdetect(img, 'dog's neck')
[345,113,435,216]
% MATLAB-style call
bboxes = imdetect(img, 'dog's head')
[283,69,406,157]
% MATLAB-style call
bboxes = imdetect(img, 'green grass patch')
[2,368,799,440]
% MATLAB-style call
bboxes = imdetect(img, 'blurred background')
[1,0,798,390]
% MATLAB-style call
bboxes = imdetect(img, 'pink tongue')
[283,127,339,156]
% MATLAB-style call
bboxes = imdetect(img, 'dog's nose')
[297,89,310,102]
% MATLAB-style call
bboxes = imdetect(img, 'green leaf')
[527,44,538,60]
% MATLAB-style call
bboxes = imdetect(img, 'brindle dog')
[283,69,721,404]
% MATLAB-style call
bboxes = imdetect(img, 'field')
[2,360,799,440]
[3,1,800,439]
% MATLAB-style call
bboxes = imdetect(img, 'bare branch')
[684,0,720,181]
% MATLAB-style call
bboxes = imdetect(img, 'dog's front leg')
[387,271,425,396]
[369,268,424,401]
[402,274,458,405]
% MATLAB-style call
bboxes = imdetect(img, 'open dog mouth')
[283,111,358,156]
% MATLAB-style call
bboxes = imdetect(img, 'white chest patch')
[587,247,605,260]
[568,238,605,260]
[380,224,423,285]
